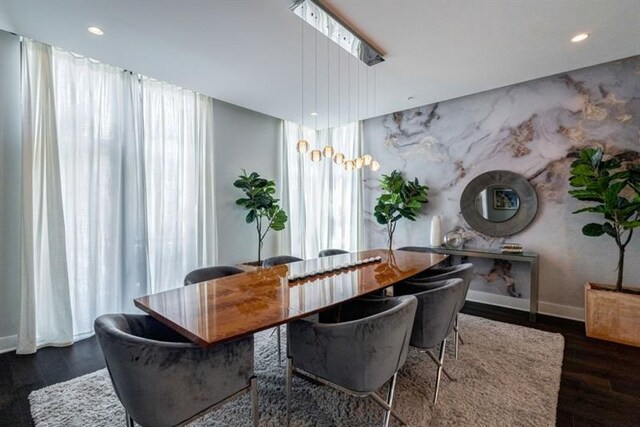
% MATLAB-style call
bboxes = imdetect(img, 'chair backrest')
[395,279,464,349]
[289,295,417,393]
[262,255,303,267]
[184,265,244,286]
[318,249,349,257]
[410,263,474,312]
[94,314,254,427]
[397,246,431,253]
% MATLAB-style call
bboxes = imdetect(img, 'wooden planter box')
[585,282,640,348]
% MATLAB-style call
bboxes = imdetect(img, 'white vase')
[430,215,443,247]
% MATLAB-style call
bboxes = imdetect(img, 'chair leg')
[454,315,459,360]
[251,377,259,427]
[277,326,282,366]
[383,373,398,427]
[125,412,134,427]
[286,357,293,427]
[433,338,447,405]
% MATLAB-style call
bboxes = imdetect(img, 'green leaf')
[582,223,605,237]
[590,149,603,169]
[621,220,640,230]
[568,189,604,202]
[572,205,606,215]
[571,164,595,176]
[602,222,616,237]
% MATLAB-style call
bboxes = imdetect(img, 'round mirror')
[460,170,537,237]
[474,185,520,223]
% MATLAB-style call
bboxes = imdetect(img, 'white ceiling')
[1,0,639,129]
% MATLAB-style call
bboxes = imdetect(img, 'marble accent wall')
[363,56,640,318]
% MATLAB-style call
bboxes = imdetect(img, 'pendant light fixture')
[297,15,308,153]
[292,0,382,173]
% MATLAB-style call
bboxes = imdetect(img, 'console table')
[409,246,539,321]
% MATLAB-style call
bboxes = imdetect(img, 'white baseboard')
[0,335,17,354]
[538,301,585,322]
[467,290,585,322]
[467,290,530,311]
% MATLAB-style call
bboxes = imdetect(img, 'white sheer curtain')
[282,121,362,259]
[142,79,217,293]
[18,40,73,354]
[18,41,218,352]
[52,49,149,338]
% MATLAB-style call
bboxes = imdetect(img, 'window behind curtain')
[46,48,216,339]
[52,49,148,337]
[283,121,362,258]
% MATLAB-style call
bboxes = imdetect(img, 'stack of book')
[501,242,523,254]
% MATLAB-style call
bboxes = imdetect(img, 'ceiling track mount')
[288,0,384,67]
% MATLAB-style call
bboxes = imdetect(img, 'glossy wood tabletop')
[134,249,447,347]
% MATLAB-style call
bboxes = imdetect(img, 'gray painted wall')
[0,30,21,343]
[213,100,282,265]
[362,56,640,320]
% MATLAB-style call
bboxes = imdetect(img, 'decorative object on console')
[500,242,523,254]
[569,147,640,347]
[374,170,429,251]
[234,170,288,265]
[443,230,464,249]
[430,215,443,246]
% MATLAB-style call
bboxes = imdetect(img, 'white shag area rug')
[29,314,563,426]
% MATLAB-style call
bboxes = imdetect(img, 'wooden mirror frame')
[460,170,538,237]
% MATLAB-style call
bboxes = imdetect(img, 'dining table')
[134,249,448,347]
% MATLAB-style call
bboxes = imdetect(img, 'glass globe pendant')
[310,149,322,162]
[362,154,373,166]
[355,157,364,169]
[344,160,355,171]
[297,139,309,153]
[370,160,380,171]
[333,152,345,165]
[323,146,334,158]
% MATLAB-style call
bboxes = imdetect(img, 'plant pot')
[585,282,640,347]
[235,261,262,272]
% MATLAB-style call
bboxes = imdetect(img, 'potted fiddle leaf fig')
[569,147,640,347]
[374,170,429,251]
[234,170,288,265]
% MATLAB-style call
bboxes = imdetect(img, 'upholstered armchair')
[398,258,474,358]
[394,278,464,404]
[95,314,257,427]
[286,295,417,427]
[183,265,244,286]
[318,249,349,257]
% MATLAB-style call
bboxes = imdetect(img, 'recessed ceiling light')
[310,112,319,116]
[407,96,414,101]
[571,33,589,43]
[87,26,104,36]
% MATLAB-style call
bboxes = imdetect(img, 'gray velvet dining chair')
[394,278,464,404]
[183,265,244,286]
[399,259,474,359]
[318,249,349,257]
[262,255,303,364]
[95,314,258,427]
[286,295,417,427]
[262,255,303,267]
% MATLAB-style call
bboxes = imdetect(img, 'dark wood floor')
[1,302,639,426]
